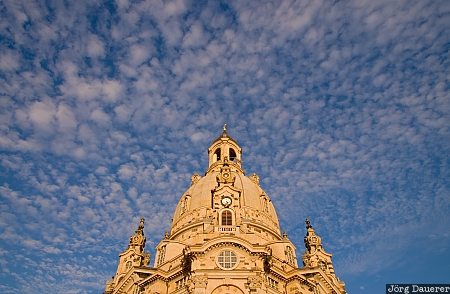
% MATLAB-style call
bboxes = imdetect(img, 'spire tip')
[139,217,145,230]
[305,217,312,229]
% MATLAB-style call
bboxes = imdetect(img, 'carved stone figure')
[104,129,346,294]
[247,274,263,290]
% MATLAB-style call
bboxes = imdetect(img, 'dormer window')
[229,148,237,161]
[263,198,269,212]
[214,148,221,162]
[180,195,190,214]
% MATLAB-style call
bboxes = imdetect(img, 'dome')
[169,127,281,243]
[105,127,347,294]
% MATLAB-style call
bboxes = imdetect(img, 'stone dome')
[169,127,281,243]
[105,126,347,294]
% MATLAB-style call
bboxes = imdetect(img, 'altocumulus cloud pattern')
[0,0,449,293]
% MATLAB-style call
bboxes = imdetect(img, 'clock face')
[221,197,232,207]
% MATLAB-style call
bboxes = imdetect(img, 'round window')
[216,250,238,270]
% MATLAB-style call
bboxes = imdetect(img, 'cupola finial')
[139,217,145,230]
[129,218,146,249]
[303,218,322,253]
[305,217,312,229]
[207,124,242,172]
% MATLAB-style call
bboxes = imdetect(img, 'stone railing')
[215,226,240,233]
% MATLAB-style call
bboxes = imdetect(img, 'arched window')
[286,246,295,265]
[157,245,166,266]
[263,198,269,212]
[229,148,237,161]
[214,148,221,162]
[180,199,186,214]
[180,196,189,214]
[221,210,232,226]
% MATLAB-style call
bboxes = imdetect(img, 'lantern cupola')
[207,124,242,173]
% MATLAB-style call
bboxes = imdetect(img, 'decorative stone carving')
[250,173,260,185]
[186,275,208,293]
[263,254,272,273]
[216,165,235,185]
[191,173,201,185]
[129,218,146,249]
[143,252,150,266]
[302,218,338,280]
[247,273,263,290]
[192,275,208,288]
[104,130,347,294]
[182,249,193,275]
[303,254,319,267]
[186,279,194,294]
[303,218,322,254]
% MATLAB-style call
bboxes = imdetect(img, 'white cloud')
[0,50,20,71]
[0,0,449,293]
[164,0,188,16]
[102,80,124,102]
[56,103,77,132]
[113,104,132,122]
[129,44,151,66]
[95,166,108,175]
[86,34,105,58]
[90,108,111,126]
[182,22,207,48]
[28,100,56,133]
[118,164,135,180]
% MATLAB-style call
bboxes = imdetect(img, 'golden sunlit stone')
[104,128,346,294]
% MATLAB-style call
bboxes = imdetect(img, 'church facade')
[104,128,346,294]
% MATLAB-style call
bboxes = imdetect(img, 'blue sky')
[0,0,449,293]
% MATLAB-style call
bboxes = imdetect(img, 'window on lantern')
[214,148,221,162]
[221,210,232,226]
[229,148,237,161]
